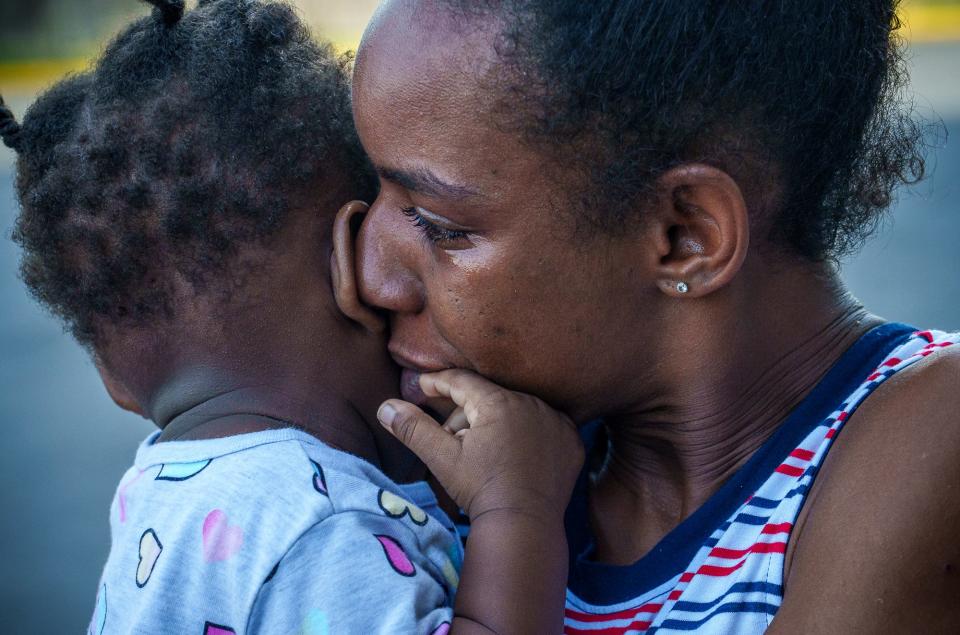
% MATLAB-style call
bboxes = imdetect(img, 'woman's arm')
[771,346,960,632]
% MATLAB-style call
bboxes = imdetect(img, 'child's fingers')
[442,407,470,434]
[419,369,504,422]
[420,369,500,404]
[377,399,461,482]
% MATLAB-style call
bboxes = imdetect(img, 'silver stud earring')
[676,282,689,294]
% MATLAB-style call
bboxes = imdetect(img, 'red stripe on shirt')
[696,558,747,577]
[709,541,787,560]
[565,619,653,635]
[775,464,805,477]
[564,603,663,623]
[761,522,793,535]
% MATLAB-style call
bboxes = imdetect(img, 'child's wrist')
[467,498,568,529]
[465,484,573,524]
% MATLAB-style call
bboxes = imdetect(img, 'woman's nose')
[356,204,426,316]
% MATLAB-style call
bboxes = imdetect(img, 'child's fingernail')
[378,403,398,429]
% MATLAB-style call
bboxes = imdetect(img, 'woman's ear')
[332,201,386,334]
[95,360,147,418]
[648,164,750,298]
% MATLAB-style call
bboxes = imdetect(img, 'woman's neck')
[590,265,882,565]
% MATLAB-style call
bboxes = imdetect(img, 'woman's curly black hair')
[447,0,932,261]
[1,0,374,348]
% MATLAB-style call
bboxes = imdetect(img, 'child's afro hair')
[1,0,375,348]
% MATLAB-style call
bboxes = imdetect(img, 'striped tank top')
[563,324,957,634]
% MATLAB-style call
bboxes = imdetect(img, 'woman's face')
[352,3,668,421]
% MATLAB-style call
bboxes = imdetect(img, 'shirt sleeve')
[246,511,454,635]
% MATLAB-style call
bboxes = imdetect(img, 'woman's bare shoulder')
[772,344,960,633]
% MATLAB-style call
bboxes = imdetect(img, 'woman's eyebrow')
[377,165,484,201]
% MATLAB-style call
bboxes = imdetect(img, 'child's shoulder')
[121,427,442,533]
[96,429,460,633]
[112,428,460,572]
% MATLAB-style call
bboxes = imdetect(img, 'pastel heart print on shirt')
[301,609,330,635]
[447,541,463,573]
[375,534,416,577]
[202,622,235,635]
[202,510,244,562]
[442,540,463,589]
[310,460,328,496]
[136,529,163,587]
[431,623,451,635]
[88,584,106,635]
[377,489,428,525]
[155,459,211,481]
[441,557,460,591]
[118,469,146,524]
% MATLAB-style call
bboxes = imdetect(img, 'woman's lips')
[390,347,455,411]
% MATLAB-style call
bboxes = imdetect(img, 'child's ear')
[332,201,386,334]
[95,360,147,418]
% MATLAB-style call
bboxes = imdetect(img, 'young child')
[1,1,583,633]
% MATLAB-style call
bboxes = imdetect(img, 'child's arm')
[378,369,585,634]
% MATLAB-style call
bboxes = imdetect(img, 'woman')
[349,0,960,631]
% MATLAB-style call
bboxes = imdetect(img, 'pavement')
[1,43,958,633]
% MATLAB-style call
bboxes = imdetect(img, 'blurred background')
[1,0,958,631]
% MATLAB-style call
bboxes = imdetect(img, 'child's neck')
[154,384,376,456]
[147,367,423,482]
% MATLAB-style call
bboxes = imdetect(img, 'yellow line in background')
[2,5,959,93]
[902,5,960,42]
[0,59,90,90]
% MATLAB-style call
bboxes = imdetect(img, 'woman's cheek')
[449,298,536,378]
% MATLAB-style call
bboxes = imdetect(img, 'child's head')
[2,0,397,427]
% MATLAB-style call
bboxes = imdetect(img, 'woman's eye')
[401,206,470,245]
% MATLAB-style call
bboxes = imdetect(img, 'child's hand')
[380,370,581,634]
[377,369,585,521]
